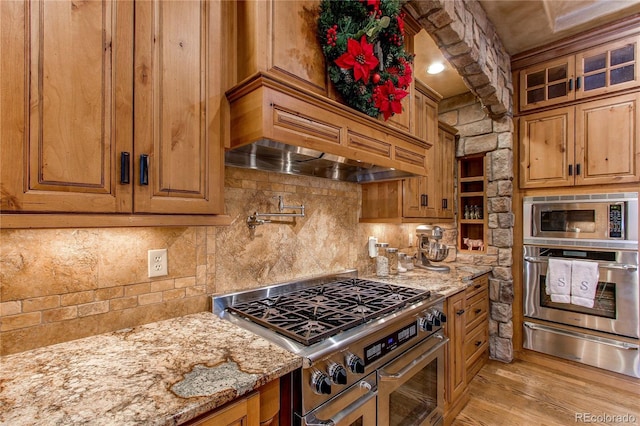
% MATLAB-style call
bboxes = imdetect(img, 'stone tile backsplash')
[0,167,416,355]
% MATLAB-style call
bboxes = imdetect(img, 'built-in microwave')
[523,192,638,249]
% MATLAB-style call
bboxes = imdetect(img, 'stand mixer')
[415,225,450,272]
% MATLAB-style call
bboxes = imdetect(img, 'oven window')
[540,210,596,232]
[540,275,616,319]
[388,358,438,426]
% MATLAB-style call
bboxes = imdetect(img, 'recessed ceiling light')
[427,62,445,74]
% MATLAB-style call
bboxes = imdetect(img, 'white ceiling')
[414,0,640,99]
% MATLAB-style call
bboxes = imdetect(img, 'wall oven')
[522,192,639,378]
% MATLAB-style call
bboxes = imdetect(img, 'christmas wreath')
[318,0,413,120]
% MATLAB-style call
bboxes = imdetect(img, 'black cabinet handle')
[475,308,482,314]
[456,309,465,316]
[421,194,428,207]
[475,341,482,347]
[576,163,581,175]
[140,154,149,185]
[120,152,130,184]
[568,78,573,91]
[474,284,482,289]
[568,164,573,176]
[576,76,581,90]
[442,198,448,209]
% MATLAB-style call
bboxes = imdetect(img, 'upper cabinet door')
[1,0,133,213]
[519,107,575,188]
[519,57,575,112]
[133,0,224,214]
[575,93,640,186]
[575,36,640,100]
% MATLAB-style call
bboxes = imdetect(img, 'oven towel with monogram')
[570,260,599,308]
[546,258,572,303]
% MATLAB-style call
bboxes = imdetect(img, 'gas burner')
[300,320,324,332]
[352,305,371,314]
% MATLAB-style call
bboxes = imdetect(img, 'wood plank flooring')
[452,359,640,426]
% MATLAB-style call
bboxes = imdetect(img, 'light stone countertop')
[364,262,492,296]
[0,312,302,426]
[0,265,491,425]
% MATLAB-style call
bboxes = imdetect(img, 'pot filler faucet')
[247,196,305,230]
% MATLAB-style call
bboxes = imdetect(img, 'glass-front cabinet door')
[519,57,575,111]
[576,35,640,99]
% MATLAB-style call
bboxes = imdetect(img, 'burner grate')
[227,278,430,345]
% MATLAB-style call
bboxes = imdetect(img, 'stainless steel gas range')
[213,270,448,426]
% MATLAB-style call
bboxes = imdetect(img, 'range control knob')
[430,308,447,323]
[419,313,438,332]
[345,353,365,374]
[311,370,332,395]
[328,363,348,385]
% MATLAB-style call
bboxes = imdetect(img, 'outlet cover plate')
[148,248,168,278]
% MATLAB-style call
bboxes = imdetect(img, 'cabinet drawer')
[465,275,488,300]
[465,292,488,334]
[464,323,488,369]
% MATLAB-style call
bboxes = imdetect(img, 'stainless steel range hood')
[225,139,417,183]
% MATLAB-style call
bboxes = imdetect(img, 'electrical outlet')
[148,249,168,278]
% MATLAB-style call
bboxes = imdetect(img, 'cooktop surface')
[227,278,430,345]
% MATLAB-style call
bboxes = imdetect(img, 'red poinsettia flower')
[373,80,409,120]
[334,36,379,84]
[398,61,412,88]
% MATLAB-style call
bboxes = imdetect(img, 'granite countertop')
[0,312,302,426]
[0,265,490,425]
[364,262,492,297]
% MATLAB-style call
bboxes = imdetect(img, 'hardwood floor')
[452,359,640,426]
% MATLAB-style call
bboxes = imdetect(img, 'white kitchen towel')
[546,258,572,303]
[571,260,599,308]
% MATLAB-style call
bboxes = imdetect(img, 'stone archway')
[405,0,512,118]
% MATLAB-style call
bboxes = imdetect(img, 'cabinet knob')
[456,309,465,316]
[475,341,482,347]
[474,308,482,314]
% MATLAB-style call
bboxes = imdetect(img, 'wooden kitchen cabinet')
[443,274,489,426]
[518,34,640,112]
[402,122,456,220]
[360,121,455,223]
[519,92,640,188]
[186,391,260,426]
[185,380,280,426]
[1,0,227,227]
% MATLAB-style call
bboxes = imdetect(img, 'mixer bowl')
[426,241,449,262]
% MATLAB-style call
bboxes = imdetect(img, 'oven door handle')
[524,322,639,350]
[524,256,638,271]
[303,386,377,426]
[378,334,448,381]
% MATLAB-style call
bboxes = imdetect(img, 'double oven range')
[523,192,639,378]
[213,271,448,425]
